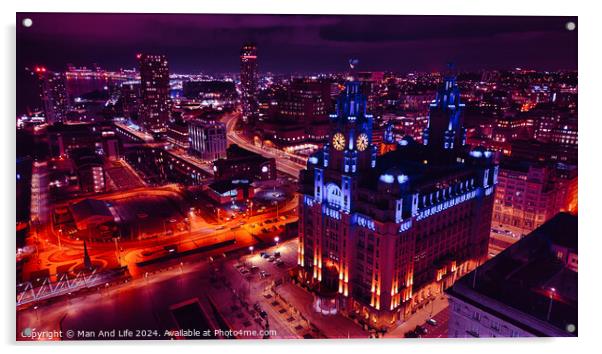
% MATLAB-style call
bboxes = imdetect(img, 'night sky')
[16,13,577,112]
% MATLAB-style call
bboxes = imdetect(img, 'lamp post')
[113,236,121,266]
[546,287,556,321]
[57,228,63,250]
[273,200,279,219]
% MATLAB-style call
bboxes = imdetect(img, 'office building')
[240,43,258,124]
[138,54,170,133]
[492,159,577,239]
[35,67,69,124]
[188,120,227,161]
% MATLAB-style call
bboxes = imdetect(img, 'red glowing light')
[136,53,142,59]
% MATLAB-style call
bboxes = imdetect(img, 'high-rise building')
[35,67,69,124]
[188,120,227,161]
[138,54,170,133]
[120,81,140,120]
[446,213,577,337]
[297,77,498,327]
[240,43,258,124]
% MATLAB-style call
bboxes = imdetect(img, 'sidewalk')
[384,295,449,338]
[276,283,369,338]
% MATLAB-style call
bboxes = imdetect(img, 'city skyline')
[15,13,577,341]
[16,14,578,115]
[17,13,578,73]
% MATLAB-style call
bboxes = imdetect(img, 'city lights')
[15,13,577,342]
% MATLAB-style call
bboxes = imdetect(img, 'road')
[420,306,449,338]
[222,112,306,178]
[16,239,302,340]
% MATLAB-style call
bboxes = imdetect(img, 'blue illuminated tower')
[423,71,467,150]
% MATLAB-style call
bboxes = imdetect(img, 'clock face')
[356,133,369,151]
[332,132,346,151]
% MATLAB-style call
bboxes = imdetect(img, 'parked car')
[415,325,428,335]
[404,330,419,338]
[426,318,438,326]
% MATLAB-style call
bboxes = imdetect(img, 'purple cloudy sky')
[17,13,577,74]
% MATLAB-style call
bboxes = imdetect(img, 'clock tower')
[325,81,377,174]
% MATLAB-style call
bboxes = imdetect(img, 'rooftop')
[447,212,578,336]
[70,198,113,222]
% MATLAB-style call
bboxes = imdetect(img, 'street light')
[546,287,556,321]
[274,236,280,247]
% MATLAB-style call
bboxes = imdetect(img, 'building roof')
[446,212,578,336]
[359,138,489,192]
[540,212,577,250]
[226,144,262,159]
[70,198,113,223]
[208,179,251,194]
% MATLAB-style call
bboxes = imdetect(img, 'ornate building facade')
[297,76,498,328]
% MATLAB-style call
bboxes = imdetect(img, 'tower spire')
[83,240,92,270]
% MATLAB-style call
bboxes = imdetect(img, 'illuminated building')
[188,120,227,161]
[213,144,276,182]
[492,113,534,143]
[35,67,69,124]
[240,43,258,124]
[138,54,170,133]
[258,78,332,147]
[297,76,498,327]
[182,80,237,106]
[166,120,190,150]
[124,144,210,186]
[534,114,578,146]
[278,78,332,123]
[510,139,577,165]
[492,159,577,239]
[206,179,254,205]
[72,148,106,193]
[120,81,140,120]
[447,213,577,337]
[47,122,120,160]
